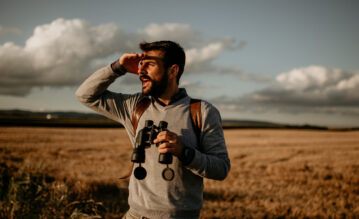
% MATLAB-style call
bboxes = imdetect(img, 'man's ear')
[168,64,179,80]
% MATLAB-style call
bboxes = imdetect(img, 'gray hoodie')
[75,65,230,219]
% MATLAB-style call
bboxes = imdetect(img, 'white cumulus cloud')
[212,65,359,116]
[0,18,134,96]
[257,65,359,106]
[0,18,244,96]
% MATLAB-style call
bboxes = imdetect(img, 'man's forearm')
[111,60,127,76]
[75,62,124,103]
[186,149,230,180]
[75,61,142,135]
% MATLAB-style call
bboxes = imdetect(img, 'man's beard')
[140,72,168,97]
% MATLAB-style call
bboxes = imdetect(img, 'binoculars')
[131,120,174,181]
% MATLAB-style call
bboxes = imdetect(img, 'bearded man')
[76,40,230,219]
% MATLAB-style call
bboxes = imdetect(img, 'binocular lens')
[162,167,174,181]
[134,166,147,180]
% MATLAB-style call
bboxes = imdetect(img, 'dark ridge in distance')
[0,109,358,131]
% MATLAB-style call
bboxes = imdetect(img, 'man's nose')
[137,63,144,75]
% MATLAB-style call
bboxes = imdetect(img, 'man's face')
[138,50,169,97]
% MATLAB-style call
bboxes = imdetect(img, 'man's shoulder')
[114,92,147,112]
[197,99,222,124]
[196,99,218,113]
[186,97,220,117]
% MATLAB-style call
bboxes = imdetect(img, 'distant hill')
[0,109,122,128]
[222,119,278,127]
[0,109,357,130]
[222,119,323,130]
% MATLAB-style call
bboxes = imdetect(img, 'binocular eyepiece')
[131,120,174,181]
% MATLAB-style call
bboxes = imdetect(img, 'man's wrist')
[179,147,195,165]
[111,60,127,76]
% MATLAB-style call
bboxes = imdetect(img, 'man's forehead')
[142,56,163,63]
[143,50,164,61]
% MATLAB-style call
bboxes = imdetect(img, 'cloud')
[252,66,359,106]
[137,23,201,48]
[0,18,134,96]
[0,25,22,35]
[0,18,245,96]
[185,39,236,73]
[212,65,359,115]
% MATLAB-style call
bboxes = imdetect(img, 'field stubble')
[0,127,358,218]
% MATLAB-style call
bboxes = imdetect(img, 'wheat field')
[1,127,358,218]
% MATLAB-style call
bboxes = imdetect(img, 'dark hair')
[139,40,185,84]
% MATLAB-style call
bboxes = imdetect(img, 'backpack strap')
[190,99,202,145]
[131,97,151,134]
[119,97,151,180]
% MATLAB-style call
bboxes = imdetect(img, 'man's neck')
[157,86,179,106]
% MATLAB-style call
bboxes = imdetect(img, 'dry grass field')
[1,127,358,218]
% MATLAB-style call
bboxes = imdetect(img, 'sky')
[0,0,359,127]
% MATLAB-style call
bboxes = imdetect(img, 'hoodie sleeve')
[185,101,231,180]
[75,65,142,135]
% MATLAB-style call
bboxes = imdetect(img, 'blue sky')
[0,0,358,126]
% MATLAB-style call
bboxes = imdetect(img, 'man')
[76,41,230,219]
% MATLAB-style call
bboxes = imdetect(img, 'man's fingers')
[153,131,175,144]
[137,53,146,59]
[120,53,145,64]
[153,130,183,157]
[158,142,174,154]
[131,53,146,60]
[158,143,170,154]
[160,131,175,139]
[157,142,171,149]
[154,138,176,145]
[155,131,184,157]
[118,53,147,74]
[159,148,172,154]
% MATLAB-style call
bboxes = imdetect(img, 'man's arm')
[75,53,145,126]
[185,103,231,180]
[155,102,231,180]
